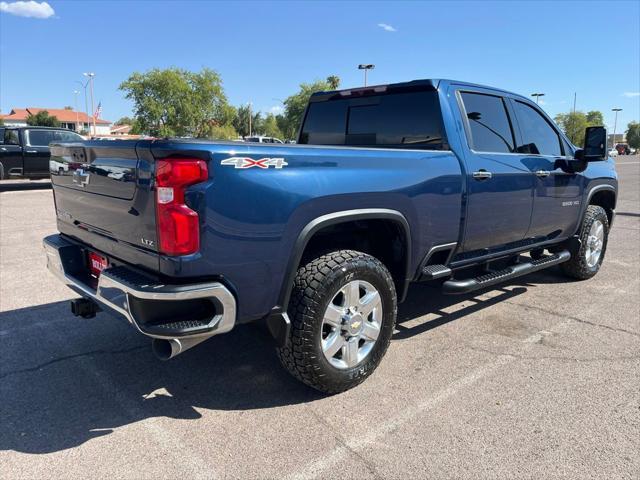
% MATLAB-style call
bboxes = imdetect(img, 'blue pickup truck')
[44,79,617,393]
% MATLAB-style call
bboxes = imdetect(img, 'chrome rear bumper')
[43,234,236,340]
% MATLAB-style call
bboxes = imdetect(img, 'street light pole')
[358,64,375,87]
[83,72,96,136]
[75,80,89,133]
[612,108,622,150]
[248,102,252,137]
[531,92,545,104]
[73,90,80,131]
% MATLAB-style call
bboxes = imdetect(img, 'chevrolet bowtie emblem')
[350,321,362,329]
[72,168,90,187]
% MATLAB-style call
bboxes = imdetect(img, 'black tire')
[277,250,397,394]
[560,205,609,280]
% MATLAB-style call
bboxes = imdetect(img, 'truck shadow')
[0,267,562,454]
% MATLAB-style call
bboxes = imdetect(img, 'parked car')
[0,126,84,179]
[608,148,618,157]
[244,135,284,144]
[43,79,617,393]
[615,143,631,155]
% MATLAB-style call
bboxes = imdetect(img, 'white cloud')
[269,105,283,115]
[377,23,397,32]
[0,1,54,19]
[622,92,640,98]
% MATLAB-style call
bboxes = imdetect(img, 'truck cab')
[0,127,84,179]
[42,79,617,394]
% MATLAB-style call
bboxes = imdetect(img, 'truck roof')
[309,79,529,103]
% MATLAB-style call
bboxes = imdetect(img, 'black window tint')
[55,131,83,142]
[300,91,446,149]
[4,129,20,145]
[27,130,56,146]
[300,101,347,145]
[460,92,514,153]
[0,128,4,144]
[513,101,561,156]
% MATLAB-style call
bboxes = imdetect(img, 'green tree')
[554,110,604,146]
[233,105,262,137]
[626,121,640,149]
[119,67,232,137]
[261,113,284,139]
[280,75,341,140]
[204,123,238,140]
[586,111,604,126]
[0,117,4,126]
[26,110,60,127]
[115,116,135,126]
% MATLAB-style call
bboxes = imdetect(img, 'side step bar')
[442,250,571,295]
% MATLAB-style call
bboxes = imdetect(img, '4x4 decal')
[221,157,288,169]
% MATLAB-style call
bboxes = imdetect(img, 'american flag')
[94,101,102,119]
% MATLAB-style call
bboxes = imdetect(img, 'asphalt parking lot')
[1,156,639,479]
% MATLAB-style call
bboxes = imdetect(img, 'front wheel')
[277,250,397,394]
[560,205,610,280]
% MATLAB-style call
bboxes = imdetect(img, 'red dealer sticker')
[88,251,108,278]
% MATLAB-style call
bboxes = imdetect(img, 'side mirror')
[579,126,608,161]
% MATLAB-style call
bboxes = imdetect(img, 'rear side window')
[460,92,514,153]
[300,90,446,150]
[513,101,561,156]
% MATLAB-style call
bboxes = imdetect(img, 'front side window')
[26,129,82,146]
[460,92,514,153]
[513,101,562,156]
[26,129,56,146]
[300,90,446,150]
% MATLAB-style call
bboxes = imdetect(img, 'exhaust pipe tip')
[152,338,181,361]
[151,335,211,361]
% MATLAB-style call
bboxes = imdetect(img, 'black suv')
[0,126,84,179]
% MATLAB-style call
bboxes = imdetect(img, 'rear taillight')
[155,158,208,256]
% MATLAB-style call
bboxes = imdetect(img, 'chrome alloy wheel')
[321,280,382,369]
[585,219,605,268]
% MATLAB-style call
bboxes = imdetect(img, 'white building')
[1,107,112,135]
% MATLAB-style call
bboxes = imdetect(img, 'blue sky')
[1,0,639,132]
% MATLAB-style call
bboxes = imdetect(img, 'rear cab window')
[299,87,447,150]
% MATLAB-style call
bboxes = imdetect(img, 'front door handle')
[472,170,492,180]
[26,150,38,154]
[535,170,551,178]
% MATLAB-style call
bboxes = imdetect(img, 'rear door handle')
[535,170,551,178]
[26,150,38,154]
[472,170,492,180]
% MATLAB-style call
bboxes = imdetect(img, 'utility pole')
[84,72,96,136]
[531,92,545,104]
[358,64,375,87]
[612,108,622,149]
[73,90,80,131]
[572,92,576,115]
[248,102,252,137]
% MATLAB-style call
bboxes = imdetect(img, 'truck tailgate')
[49,141,159,269]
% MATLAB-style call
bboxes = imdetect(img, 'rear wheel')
[560,205,609,280]
[277,250,397,394]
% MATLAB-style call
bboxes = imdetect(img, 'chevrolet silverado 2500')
[43,79,617,393]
